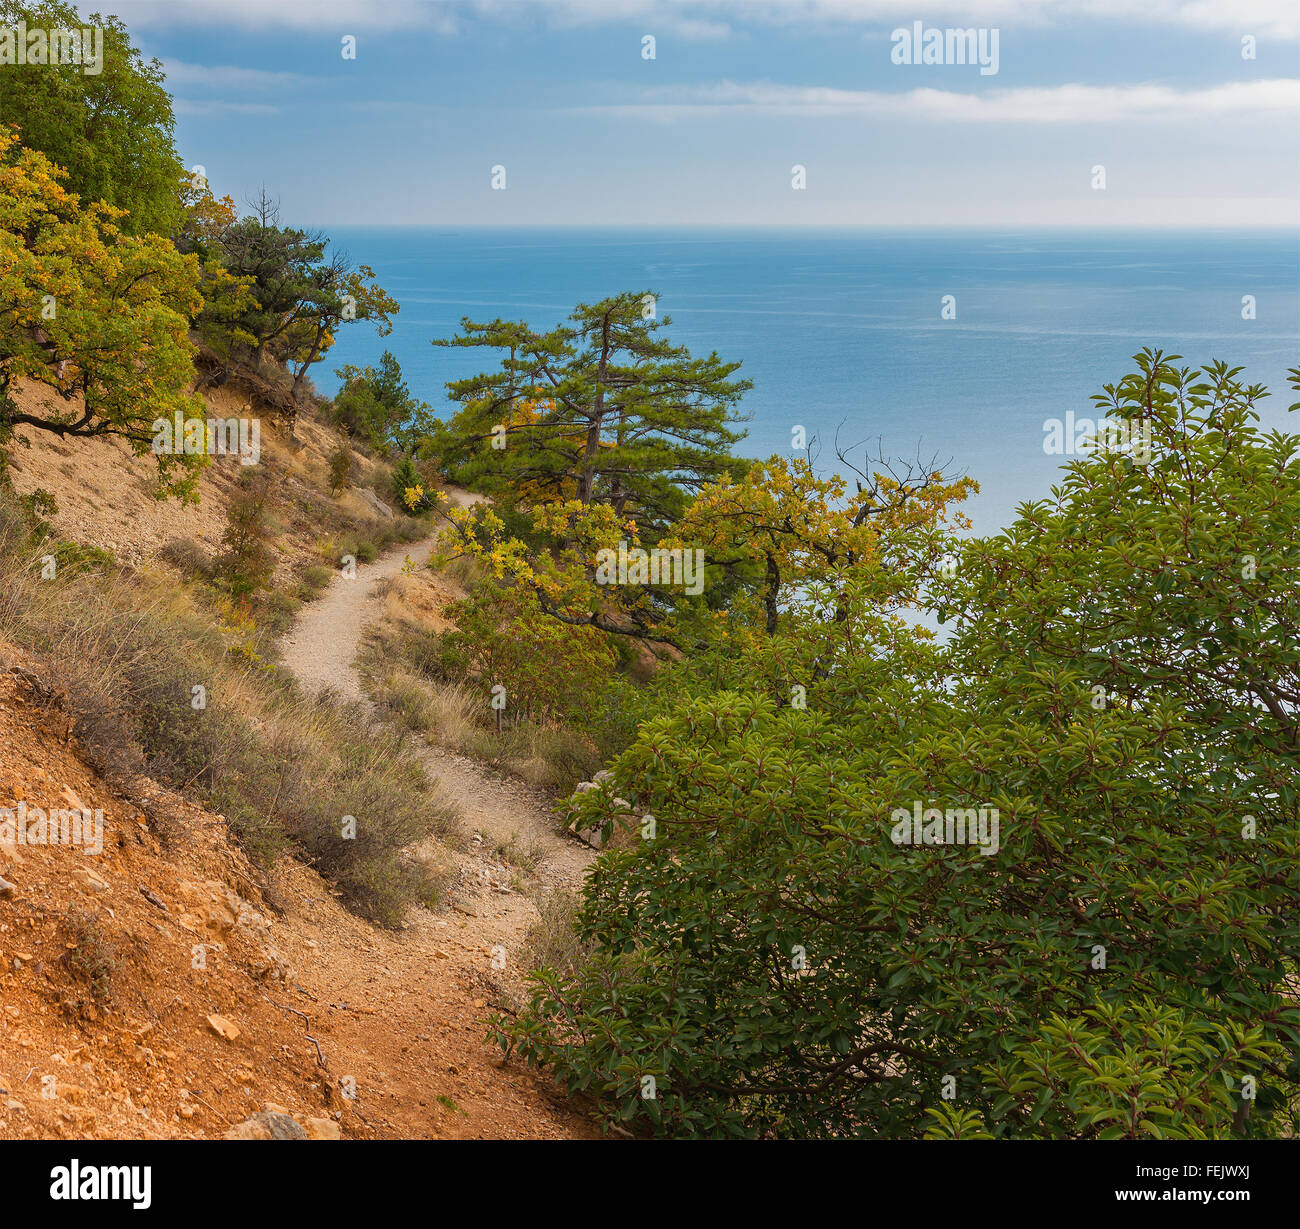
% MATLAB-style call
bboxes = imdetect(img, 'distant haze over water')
[321,228,1299,535]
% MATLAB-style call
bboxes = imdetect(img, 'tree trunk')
[578,311,612,505]
[764,552,781,635]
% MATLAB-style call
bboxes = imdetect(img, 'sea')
[320,228,1299,535]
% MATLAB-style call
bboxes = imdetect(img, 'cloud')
[491,0,1298,40]
[466,1,1300,40]
[172,99,280,116]
[475,0,730,39]
[81,1,456,34]
[578,78,1300,124]
[78,0,1300,39]
[162,60,317,90]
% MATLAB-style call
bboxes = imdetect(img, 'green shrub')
[328,442,354,496]
[440,577,617,728]
[332,350,433,453]
[497,353,1300,1139]
[254,587,300,637]
[390,454,438,515]
[215,476,276,599]
[124,646,225,787]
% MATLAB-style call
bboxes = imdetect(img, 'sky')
[76,0,1300,227]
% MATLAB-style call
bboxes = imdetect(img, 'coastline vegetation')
[0,0,1295,1138]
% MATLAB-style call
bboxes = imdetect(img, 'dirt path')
[278,489,480,704]
[275,491,598,1138]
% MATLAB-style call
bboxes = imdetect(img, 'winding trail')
[280,487,482,705]
[274,489,598,1137]
[280,530,434,703]
[279,488,595,942]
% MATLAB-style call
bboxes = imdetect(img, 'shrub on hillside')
[496,353,1300,1139]
[440,577,617,728]
[61,907,120,1013]
[215,476,276,599]
[159,537,214,580]
[391,454,438,514]
[328,442,354,496]
[332,350,435,453]
[297,564,333,602]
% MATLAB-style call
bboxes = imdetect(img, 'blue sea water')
[321,228,1299,534]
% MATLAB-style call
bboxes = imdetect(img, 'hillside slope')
[0,380,598,1140]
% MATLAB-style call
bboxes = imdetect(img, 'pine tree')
[432,292,751,540]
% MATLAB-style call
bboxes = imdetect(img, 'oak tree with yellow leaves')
[0,126,206,498]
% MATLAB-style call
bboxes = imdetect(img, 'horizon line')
[307,221,1300,232]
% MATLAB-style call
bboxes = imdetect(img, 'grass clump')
[62,907,120,1011]
[297,564,333,602]
[521,889,590,980]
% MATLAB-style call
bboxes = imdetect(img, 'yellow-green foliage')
[0,126,205,499]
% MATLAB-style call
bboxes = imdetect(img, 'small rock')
[0,875,15,898]
[206,1013,241,1041]
[61,785,87,811]
[70,866,110,892]
[304,1117,342,1140]
[569,820,605,850]
[223,1111,307,1141]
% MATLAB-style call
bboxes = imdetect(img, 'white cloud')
[580,77,1300,123]
[162,60,316,89]
[82,1,456,34]
[172,99,280,116]
[79,0,1300,38]
[489,0,1299,39]
[458,1,1300,40]
[475,0,730,39]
